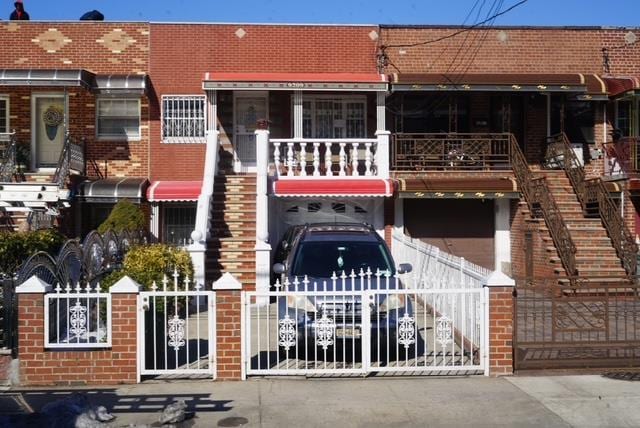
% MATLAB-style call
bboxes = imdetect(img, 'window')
[0,96,8,133]
[162,95,206,143]
[96,98,140,140]
[299,97,367,138]
[616,99,634,137]
[163,204,196,246]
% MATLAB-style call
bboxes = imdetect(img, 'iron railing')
[0,132,17,182]
[53,133,85,188]
[0,278,16,353]
[514,277,640,370]
[547,133,638,276]
[510,135,578,276]
[392,133,513,171]
[603,137,640,177]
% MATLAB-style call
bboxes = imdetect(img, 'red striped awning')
[272,179,394,197]
[147,181,201,202]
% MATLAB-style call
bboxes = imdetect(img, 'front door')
[32,94,66,169]
[234,93,268,172]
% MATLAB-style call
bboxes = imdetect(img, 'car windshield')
[290,240,394,278]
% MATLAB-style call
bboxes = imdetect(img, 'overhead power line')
[381,0,528,49]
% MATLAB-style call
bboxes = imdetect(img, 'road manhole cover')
[217,416,249,427]
[602,372,640,381]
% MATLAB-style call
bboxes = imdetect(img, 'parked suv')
[272,223,412,353]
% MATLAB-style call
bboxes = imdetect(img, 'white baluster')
[339,143,347,176]
[324,142,333,177]
[300,142,307,176]
[313,142,320,176]
[351,142,359,176]
[365,142,373,176]
[273,142,281,178]
[287,142,295,176]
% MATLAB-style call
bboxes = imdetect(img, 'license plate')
[335,327,361,338]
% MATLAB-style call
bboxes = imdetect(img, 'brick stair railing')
[205,173,257,289]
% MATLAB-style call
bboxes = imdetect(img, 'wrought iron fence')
[514,277,640,370]
[603,137,640,177]
[392,133,512,171]
[53,133,85,188]
[0,132,17,182]
[244,269,488,376]
[546,133,637,276]
[0,278,16,353]
[15,229,146,288]
[44,282,111,349]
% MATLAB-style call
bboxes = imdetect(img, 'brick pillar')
[213,273,242,380]
[484,271,516,376]
[108,276,142,384]
[16,276,52,385]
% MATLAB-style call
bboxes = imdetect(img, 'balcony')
[269,132,390,180]
[391,133,514,172]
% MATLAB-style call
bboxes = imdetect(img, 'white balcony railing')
[270,133,390,179]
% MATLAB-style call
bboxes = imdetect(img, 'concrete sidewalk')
[1,375,639,427]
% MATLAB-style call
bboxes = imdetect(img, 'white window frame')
[292,94,368,139]
[95,97,141,141]
[161,94,207,144]
[0,95,9,134]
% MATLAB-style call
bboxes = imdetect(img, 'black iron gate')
[514,278,640,370]
[0,278,16,355]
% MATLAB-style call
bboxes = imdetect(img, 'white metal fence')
[243,271,488,377]
[138,274,216,379]
[44,283,112,349]
[392,230,491,289]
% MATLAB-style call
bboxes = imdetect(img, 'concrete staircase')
[541,170,626,278]
[0,173,62,231]
[205,173,257,289]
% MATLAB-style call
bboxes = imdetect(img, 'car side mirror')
[397,263,413,274]
[273,263,286,274]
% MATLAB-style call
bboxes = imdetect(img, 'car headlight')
[286,295,316,313]
[379,294,406,313]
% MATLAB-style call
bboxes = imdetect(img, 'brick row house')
[1,21,640,381]
[1,21,639,288]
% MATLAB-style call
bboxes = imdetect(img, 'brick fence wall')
[17,287,138,386]
[487,286,515,376]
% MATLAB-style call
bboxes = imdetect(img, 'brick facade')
[215,290,242,380]
[18,292,138,386]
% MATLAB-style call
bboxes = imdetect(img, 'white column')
[293,91,303,139]
[188,129,219,289]
[376,91,386,131]
[494,199,511,274]
[393,198,404,236]
[375,130,390,179]
[255,129,272,295]
[150,203,160,242]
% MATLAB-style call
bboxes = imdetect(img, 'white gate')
[138,274,216,379]
[242,272,489,377]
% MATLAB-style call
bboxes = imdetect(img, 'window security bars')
[162,96,206,143]
[44,283,111,349]
[243,269,488,377]
[162,204,197,246]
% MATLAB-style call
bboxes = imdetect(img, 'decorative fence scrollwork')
[15,229,146,287]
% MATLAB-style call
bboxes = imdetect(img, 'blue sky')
[11,0,640,27]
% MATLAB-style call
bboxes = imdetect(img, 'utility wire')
[382,0,528,49]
